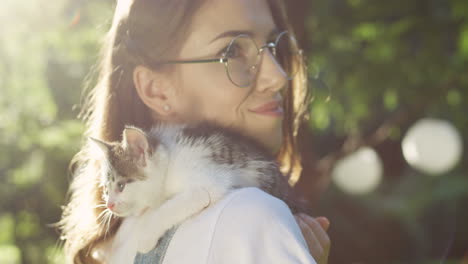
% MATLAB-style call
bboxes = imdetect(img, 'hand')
[294,214,330,264]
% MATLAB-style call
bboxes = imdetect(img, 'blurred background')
[0,0,467,263]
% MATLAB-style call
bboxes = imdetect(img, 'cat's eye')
[117,182,125,192]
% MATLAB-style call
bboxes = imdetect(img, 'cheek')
[177,65,248,124]
[107,185,129,203]
[108,188,119,201]
[120,183,146,203]
[118,188,134,202]
[176,64,284,149]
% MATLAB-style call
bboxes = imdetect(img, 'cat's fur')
[92,122,298,263]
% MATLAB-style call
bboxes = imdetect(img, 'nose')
[107,202,115,210]
[254,49,288,94]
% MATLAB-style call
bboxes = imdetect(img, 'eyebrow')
[209,28,281,44]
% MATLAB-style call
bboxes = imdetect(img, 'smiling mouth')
[248,100,284,117]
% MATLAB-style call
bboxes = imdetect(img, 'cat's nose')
[107,202,115,210]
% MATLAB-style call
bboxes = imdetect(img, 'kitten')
[91,122,298,263]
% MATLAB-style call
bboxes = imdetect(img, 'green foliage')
[0,245,21,264]
[307,0,468,138]
[0,0,112,263]
[306,0,468,263]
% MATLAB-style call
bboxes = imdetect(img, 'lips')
[248,100,284,116]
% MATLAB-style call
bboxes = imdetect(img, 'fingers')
[295,215,323,259]
[294,214,331,264]
[299,214,331,251]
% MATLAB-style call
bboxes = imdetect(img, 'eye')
[218,42,242,58]
[218,44,230,57]
[117,182,126,192]
[225,43,242,59]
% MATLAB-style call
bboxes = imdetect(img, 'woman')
[60,0,331,263]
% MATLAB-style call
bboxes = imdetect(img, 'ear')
[123,126,150,167]
[133,65,176,118]
[89,137,112,156]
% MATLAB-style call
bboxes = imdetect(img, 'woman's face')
[156,0,288,152]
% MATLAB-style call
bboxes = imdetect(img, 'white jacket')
[161,187,317,264]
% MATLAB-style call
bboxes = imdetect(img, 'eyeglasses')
[149,31,303,88]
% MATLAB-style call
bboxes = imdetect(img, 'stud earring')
[163,105,170,111]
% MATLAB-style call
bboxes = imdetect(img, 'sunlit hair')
[59,0,310,263]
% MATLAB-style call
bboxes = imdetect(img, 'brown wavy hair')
[59,0,310,263]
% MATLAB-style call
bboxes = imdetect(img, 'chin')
[258,133,283,154]
[267,128,283,151]
[268,125,283,148]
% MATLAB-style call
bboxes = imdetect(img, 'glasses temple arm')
[159,58,228,64]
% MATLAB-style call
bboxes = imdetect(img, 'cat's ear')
[123,126,149,167]
[89,137,112,156]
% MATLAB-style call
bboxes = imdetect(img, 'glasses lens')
[225,35,260,87]
[275,32,302,79]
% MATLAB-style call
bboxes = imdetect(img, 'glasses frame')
[149,30,302,88]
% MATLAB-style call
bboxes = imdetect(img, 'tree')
[287,0,468,263]
[0,0,112,263]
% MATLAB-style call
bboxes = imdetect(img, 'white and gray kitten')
[92,122,298,263]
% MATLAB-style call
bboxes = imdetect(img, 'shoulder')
[217,187,293,224]
[211,187,302,240]
[206,188,315,264]
[163,188,315,264]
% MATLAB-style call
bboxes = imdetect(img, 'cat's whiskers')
[95,208,114,239]
[104,211,114,238]
[93,203,108,209]
[97,208,110,221]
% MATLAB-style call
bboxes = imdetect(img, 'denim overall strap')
[133,226,179,264]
